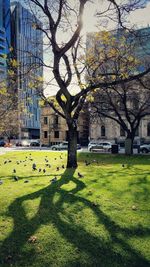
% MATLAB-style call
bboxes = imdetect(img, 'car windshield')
[58,143,67,146]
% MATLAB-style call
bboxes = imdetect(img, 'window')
[120,126,125,137]
[44,131,48,138]
[135,127,139,136]
[54,115,59,125]
[147,122,150,136]
[54,131,59,138]
[101,126,105,136]
[44,117,48,125]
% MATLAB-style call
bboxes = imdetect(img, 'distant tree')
[0,60,18,140]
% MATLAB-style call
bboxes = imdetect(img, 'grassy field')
[0,151,150,267]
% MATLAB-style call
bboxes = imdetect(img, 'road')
[0,146,146,155]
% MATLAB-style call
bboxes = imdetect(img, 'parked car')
[16,140,30,147]
[0,140,6,147]
[16,140,40,147]
[51,141,81,151]
[88,141,99,149]
[88,142,112,152]
[30,141,40,147]
[140,144,150,153]
[4,142,13,148]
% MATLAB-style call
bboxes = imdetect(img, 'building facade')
[40,104,89,146]
[89,116,150,145]
[0,0,10,75]
[11,1,43,139]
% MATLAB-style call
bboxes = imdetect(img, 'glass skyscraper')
[0,0,10,75]
[11,1,43,139]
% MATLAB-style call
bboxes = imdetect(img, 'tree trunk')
[125,132,134,155]
[67,123,78,168]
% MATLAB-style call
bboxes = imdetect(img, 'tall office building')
[0,0,10,75]
[11,1,43,139]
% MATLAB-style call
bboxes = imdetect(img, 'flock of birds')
[0,156,133,210]
[0,153,88,185]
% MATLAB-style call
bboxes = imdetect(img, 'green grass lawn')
[0,151,150,267]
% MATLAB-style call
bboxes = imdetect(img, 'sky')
[82,0,150,33]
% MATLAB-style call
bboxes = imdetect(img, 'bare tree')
[20,0,150,167]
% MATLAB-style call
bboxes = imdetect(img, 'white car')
[51,142,81,151]
[88,142,112,152]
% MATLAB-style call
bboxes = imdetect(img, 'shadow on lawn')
[0,168,150,267]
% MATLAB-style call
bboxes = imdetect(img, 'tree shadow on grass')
[0,168,150,267]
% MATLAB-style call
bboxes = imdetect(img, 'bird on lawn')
[85,160,90,166]
[92,202,98,207]
[13,176,19,181]
[56,167,59,171]
[13,169,16,173]
[32,163,37,171]
[24,180,29,183]
[62,165,65,169]
[43,169,46,173]
[45,164,49,167]
[78,172,84,178]
[39,168,41,172]
[50,176,57,183]
[0,180,3,185]
[122,164,125,167]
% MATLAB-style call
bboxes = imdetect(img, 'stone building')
[40,104,89,146]
[89,116,150,144]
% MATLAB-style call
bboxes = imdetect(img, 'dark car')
[30,141,40,147]
[0,140,6,147]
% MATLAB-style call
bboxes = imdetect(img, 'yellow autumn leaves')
[85,31,142,83]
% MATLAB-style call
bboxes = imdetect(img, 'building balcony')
[0,57,6,65]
